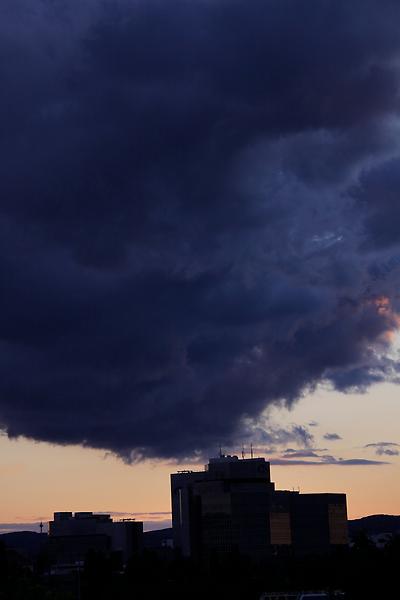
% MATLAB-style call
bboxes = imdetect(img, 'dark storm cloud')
[1,0,400,460]
[353,159,400,251]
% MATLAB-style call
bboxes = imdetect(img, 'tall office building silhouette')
[171,455,348,560]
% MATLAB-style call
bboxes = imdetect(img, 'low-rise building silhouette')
[171,455,348,560]
[48,511,143,566]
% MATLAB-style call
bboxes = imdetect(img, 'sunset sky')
[2,380,399,532]
[2,0,400,533]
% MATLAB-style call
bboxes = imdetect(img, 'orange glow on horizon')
[1,383,400,528]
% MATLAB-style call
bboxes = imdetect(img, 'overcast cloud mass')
[1,0,400,460]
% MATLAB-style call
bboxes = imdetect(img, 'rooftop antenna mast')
[39,521,43,534]
[250,443,254,459]
[241,445,245,459]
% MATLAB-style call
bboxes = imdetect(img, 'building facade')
[171,455,348,560]
[49,511,143,566]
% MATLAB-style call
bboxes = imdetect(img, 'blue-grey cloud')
[324,433,343,441]
[241,423,315,454]
[365,442,399,447]
[1,1,400,460]
[365,442,400,456]
[283,451,320,458]
[377,448,400,456]
[284,447,328,454]
[271,456,388,466]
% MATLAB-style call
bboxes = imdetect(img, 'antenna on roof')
[250,443,254,459]
[241,445,245,459]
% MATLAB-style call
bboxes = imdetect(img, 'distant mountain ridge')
[348,514,400,537]
[1,516,399,557]
[0,531,48,558]
[143,527,173,549]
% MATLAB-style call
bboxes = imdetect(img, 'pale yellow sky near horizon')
[1,382,399,530]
